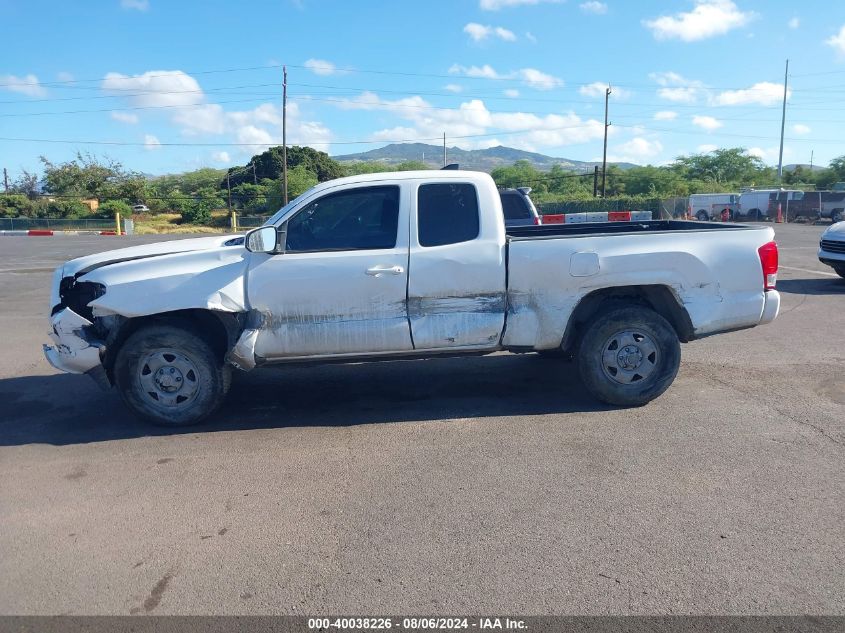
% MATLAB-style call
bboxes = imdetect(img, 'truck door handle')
[366,265,404,276]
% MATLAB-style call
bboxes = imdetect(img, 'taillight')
[758,241,778,290]
[534,215,542,225]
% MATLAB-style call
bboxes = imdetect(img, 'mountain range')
[333,143,636,173]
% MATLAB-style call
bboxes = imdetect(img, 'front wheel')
[114,323,231,426]
[577,306,681,407]
[696,210,709,221]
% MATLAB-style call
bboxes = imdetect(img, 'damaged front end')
[43,304,111,389]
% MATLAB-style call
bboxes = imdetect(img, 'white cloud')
[792,123,811,134]
[607,137,663,164]
[504,88,520,97]
[480,0,560,9]
[57,71,75,83]
[826,25,845,57]
[0,73,47,97]
[333,91,604,152]
[211,151,231,164]
[580,1,608,15]
[692,115,723,131]
[654,110,678,120]
[463,22,517,41]
[449,64,563,90]
[712,81,788,106]
[788,17,800,29]
[643,1,754,42]
[120,0,149,10]
[103,69,333,153]
[697,144,718,153]
[304,59,342,76]
[525,31,537,43]
[101,70,203,107]
[578,82,630,99]
[143,134,161,150]
[111,111,139,124]
[449,63,502,79]
[650,71,707,103]
[518,68,563,90]
[444,84,463,93]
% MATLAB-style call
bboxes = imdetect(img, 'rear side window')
[417,183,480,247]
[500,193,531,220]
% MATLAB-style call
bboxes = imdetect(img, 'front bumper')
[43,307,104,375]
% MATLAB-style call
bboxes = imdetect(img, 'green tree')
[265,166,319,213]
[490,160,549,195]
[96,200,133,219]
[40,152,145,202]
[227,146,343,188]
[182,187,224,224]
[342,161,392,176]
[672,148,765,184]
[395,160,430,171]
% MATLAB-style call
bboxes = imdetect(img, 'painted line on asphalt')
[780,265,840,277]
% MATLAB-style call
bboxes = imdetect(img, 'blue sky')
[2,0,845,178]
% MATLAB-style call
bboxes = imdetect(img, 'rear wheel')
[114,323,231,426]
[747,209,760,221]
[696,210,709,221]
[577,306,680,407]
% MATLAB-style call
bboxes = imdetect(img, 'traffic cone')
[776,202,783,223]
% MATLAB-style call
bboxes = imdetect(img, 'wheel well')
[559,285,694,354]
[101,309,243,381]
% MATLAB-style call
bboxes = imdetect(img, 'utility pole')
[282,65,289,205]
[593,165,599,197]
[809,150,814,172]
[443,132,446,167]
[2,168,7,193]
[777,59,789,183]
[226,171,233,213]
[601,85,611,197]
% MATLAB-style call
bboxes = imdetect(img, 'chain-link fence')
[0,217,118,231]
[235,215,270,229]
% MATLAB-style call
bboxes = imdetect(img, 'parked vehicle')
[818,221,845,278]
[499,187,541,227]
[44,170,780,425]
[689,193,740,221]
[132,204,150,213]
[739,189,808,221]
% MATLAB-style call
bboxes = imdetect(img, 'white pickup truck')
[44,170,781,425]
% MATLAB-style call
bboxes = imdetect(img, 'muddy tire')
[114,323,231,426]
[577,305,680,407]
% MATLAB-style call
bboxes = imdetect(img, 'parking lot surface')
[0,223,842,615]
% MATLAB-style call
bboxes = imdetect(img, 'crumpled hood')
[60,234,244,278]
[823,221,845,238]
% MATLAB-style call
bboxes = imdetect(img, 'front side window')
[418,183,480,247]
[285,186,400,252]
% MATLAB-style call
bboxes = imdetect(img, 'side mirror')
[245,226,279,254]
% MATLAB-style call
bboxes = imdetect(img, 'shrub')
[44,199,90,218]
[0,194,37,218]
[96,200,133,219]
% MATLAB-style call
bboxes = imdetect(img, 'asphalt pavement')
[0,224,842,615]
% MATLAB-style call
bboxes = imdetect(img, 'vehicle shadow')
[776,277,845,295]
[0,354,610,446]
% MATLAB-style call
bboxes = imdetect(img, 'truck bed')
[507,219,765,240]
